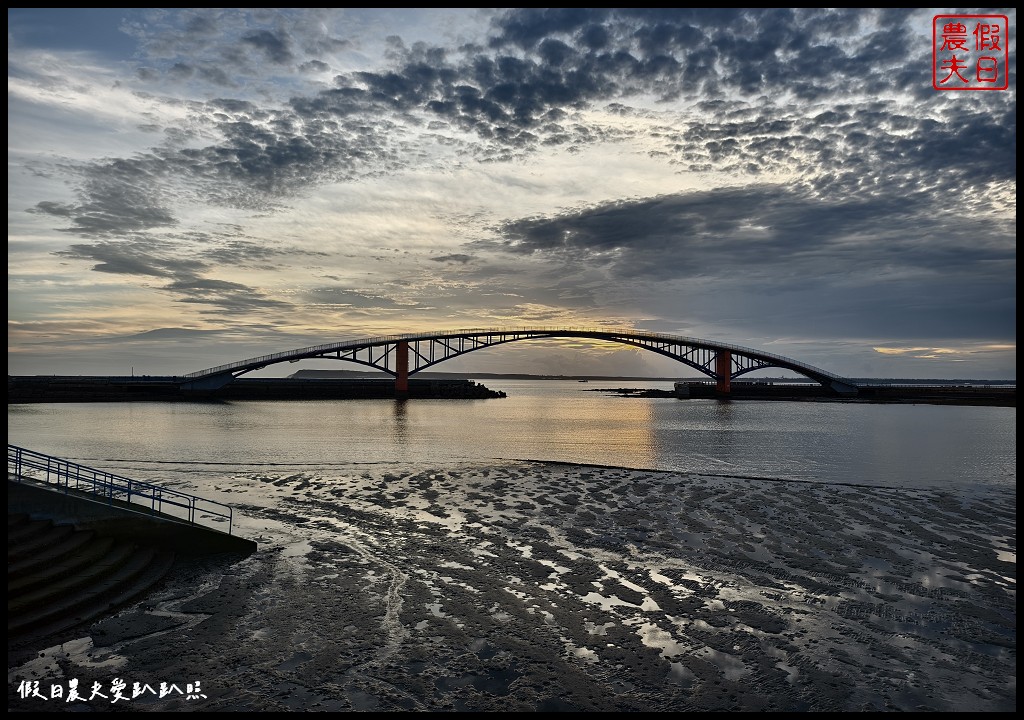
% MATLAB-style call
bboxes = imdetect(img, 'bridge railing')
[8,445,236,535]
[182,326,851,384]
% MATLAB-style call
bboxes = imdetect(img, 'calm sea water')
[6,380,1016,490]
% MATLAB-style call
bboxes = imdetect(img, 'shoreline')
[8,459,1015,712]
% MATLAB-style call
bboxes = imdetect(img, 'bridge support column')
[395,340,409,398]
[715,350,731,395]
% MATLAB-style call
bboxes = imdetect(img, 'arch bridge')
[181,328,858,397]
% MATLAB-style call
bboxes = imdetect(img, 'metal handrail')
[7,445,235,535]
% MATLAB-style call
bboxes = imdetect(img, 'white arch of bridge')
[180,328,859,396]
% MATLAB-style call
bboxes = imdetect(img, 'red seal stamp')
[933,15,1009,90]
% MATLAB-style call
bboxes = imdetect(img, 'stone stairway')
[7,513,176,645]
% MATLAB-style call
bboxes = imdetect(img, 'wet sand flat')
[8,461,1016,712]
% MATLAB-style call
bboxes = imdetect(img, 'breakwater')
[593,382,1015,406]
[7,376,506,402]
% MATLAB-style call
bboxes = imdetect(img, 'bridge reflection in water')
[180,328,859,398]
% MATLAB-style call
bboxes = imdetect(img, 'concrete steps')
[8,519,74,559]
[7,513,176,643]
[8,532,111,593]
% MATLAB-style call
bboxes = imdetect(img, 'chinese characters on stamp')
[933,14,1009,90]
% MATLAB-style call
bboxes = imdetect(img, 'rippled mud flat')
[8,462,1016,712]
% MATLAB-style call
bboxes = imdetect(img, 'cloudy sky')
[8,8,1016,379]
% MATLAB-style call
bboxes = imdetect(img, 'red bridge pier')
[395,340,409,398]
[715,350,731,395]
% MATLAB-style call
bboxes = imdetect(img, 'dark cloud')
[167,62,194,80]
[166,277,290,312]
[31,167,178,236]
[124,8,350,87]
[165,277,255,292]
[429,254,473,264]
[493,186,1013,277]
[183,13,220,37]
[198,66,234,86]
[661,100,1015,209]
[241,29,293,64]
[55,240,206,278]
[281,7,1015,174]
[198,239,327,266]
[29,201,74,218]
[25,100,411,240]
[483,185,1015,339]
[50,226,318,314]
[488,8,600,50]
[106,7,1020,155]
[34,9,1015,241]
[299,59,329,73]
[484,8,897,102]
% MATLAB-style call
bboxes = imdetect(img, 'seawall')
[8,478,256,556]
[7,376,506,402]
[601,382,1015,406]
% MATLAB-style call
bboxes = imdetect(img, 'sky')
[7,8,1017,380]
